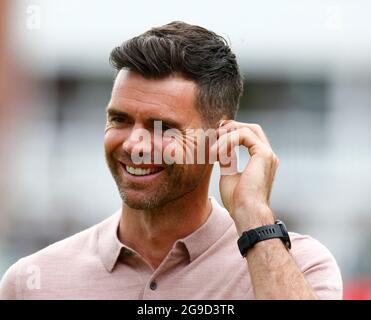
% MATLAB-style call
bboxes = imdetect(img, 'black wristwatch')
[237,220,291,257]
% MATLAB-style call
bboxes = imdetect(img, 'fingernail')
[219,120,226,128]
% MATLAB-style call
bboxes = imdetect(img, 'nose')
[122,126,153,163]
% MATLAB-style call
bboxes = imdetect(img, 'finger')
[217,119,233,128]
[217,128,273,160]
[209,127,256,163]
[242,124,279,172]
[220,146,238,176]
[218,121,271,147]
[216,126,239,175]
[245,123,271,147]
[218,126,260,151]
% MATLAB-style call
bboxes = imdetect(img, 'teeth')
[126,165,162,176]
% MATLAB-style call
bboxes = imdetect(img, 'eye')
[162,123,172,131]
[111,116,124,123]
[109,116,132,124]
[151,120,172,131]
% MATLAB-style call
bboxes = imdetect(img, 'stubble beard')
[107,157,205,210]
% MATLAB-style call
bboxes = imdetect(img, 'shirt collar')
[97,209,123,272]
[97,197,234,272]
[178,197,234,262]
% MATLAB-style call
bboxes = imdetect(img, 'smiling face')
[105,70,212,209]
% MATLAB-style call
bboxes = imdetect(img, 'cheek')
[104,130,125,155]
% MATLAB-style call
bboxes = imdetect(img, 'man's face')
[105,70,211,209]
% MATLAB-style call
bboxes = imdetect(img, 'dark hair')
[109,21,243,124]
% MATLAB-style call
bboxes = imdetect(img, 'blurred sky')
[8,0,371,77]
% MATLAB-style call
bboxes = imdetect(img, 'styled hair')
[109,21,243,124]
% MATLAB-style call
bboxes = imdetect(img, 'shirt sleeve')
[290,233,343,300]
[0,260,21,300]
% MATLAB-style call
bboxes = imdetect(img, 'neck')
[118,177,212,270]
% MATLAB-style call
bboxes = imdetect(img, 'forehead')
[110,70,198,118]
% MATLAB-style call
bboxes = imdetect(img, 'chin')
[120,190,160,210]
[123,200,149,210]
[121,186,185,210]
[124,199,162,210]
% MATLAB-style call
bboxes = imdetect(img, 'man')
[0,21,342,299]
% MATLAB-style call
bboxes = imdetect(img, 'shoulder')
[289,232,343,300]
[0,212,120,300]
[0,259,20,300]
[20,223,99,267]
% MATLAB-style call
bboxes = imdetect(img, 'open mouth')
[124,164,165,176]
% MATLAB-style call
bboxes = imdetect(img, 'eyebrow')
[106,108,131,119]
[106,107,183,130]
[150,117,183,130]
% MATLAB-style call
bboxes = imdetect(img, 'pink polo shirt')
[0,197,342,299]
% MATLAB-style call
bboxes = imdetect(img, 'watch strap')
[237,223,286,257]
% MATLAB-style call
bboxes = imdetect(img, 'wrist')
[231,204,275,236]
[237,219,292,257]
